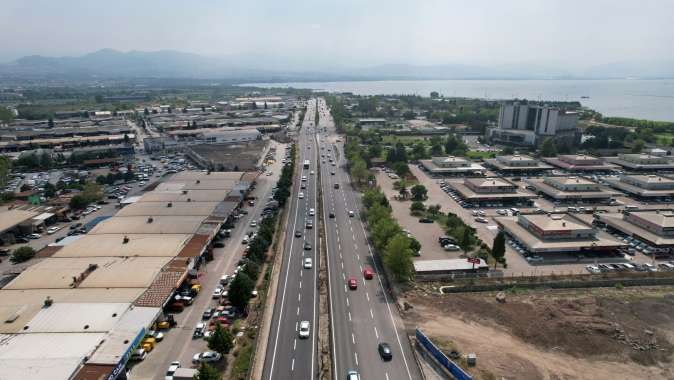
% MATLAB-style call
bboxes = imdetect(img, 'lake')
[248,79,674,122]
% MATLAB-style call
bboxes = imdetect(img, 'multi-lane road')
[263,99,320,379]
[262,98,421,379]
[316,98,421,380]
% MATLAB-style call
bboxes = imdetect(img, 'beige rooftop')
[549,176,596,186]
[52,234,191,258]
[522,214,588,232]
[465,177,514,188]
[89,215,205,234]
[629,210,674,228]
[116,202,219,217]
[138,190,228,203]
[0,209,39,232]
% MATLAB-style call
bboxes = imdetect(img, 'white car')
[165,361,181,380]
[309,208,315,216]
[46,226,61,235]
[192,351,222,364]
[348,210,355,217]
[304,257,313,269]
[250,221,257,227]
[266,171,273,176]
[298,320,311,338]
[212,286,224,298]
[301,176,307,182]
[310,170,315,175]
[299,192,305,199]
[475,217,488,223]
[443,244,460,251]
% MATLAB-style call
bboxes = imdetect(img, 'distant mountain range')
[1,49,673,82]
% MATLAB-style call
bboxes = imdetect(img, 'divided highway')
[263,99,320,379]
[316,98,422,380]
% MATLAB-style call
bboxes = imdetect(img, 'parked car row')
[586,261,674,273]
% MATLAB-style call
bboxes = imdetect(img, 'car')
[213,241,225,248]
[309,208,315,216]
[347,370,361,380]
[586,265,601,274]
[130,348,147,361]
[299,192,305,199]
[28,233,41,239]
[331,171,335,175]
[299,320,311,338]
[329,212,335,218]
[69,223,82,230]
[304,257,313,269]
[526,255,544,262]
[165,361,181,380]
[301,176,307,182]
[348,210,355,217]
[304,242,312,250]
[443,244,461,251]
[348,277,358,290]
[202,308,214,319]
[310,170,315,175]
[192,351,222,364]
[306,221,313,229]
[213,286,224,298]
[193,323,206,339]
[301,183,306,189]
[419,218,433,223]
[46,226,61,235]
[363,267,374,280]
[474,217,488,223]
[378,342,393,361]
[295,230,303,238]
[148,329,164,341]
[266,171,273,176]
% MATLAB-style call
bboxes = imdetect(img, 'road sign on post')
[467,257,480,270]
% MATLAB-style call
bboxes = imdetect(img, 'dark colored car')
[304,242,312,250]
[295,230,302,238]
[213,242,225,248]
[329,212,335,218]
[378,342,393,361]
[419,218,433,223]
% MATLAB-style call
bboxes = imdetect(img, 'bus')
[303,160,310,169]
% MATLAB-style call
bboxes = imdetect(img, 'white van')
[309,208,315,216]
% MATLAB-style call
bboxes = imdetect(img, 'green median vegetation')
[362,189,415,282]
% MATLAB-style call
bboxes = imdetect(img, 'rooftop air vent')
[147,217,154,224]
[123,236,129,244]
[43,297,53,308]
[167,202,173,208]
[187,198,192,202]
[196,180,201,184]
[182,190,188,195]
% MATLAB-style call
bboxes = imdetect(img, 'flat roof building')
[496,213,625,254]
[607,153,674,171]
[420,156,486,176]
[448,177,536,206]
[484,154,553,174]
[542,154,619,172]
[487,103,580,147]
[605,174,674,200]
[595,210,674,253]
[524,176,619,204]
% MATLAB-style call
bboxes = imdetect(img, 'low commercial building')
[524,176,619,204]
[0,170,251,380]
[607,153,674,171]
[357,118,387,131]
[447,177,536,206]
[605,174,674,200]
[420,156,486,176]
[596,210,674,254]
[484,154,553,175]
[413,258,489,278]
[542,154,619,173]
[496,213,625,254]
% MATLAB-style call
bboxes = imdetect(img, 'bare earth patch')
[402,286,674,380]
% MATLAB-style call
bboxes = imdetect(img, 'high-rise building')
[487,102,580,147]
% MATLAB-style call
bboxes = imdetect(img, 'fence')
[415,328,472,380]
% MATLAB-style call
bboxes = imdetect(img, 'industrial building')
[0,171,254,380]
[420,156,486,176]
[604,174,674,200]
[484,154,553,174]
[607,153,674,171]
[487,103,580,147]
[495,213,625,254]
[542,154,619,173]
[524,176,619,204]
[447,177,537,206]
[596,210,674,254]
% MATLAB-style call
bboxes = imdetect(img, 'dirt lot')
[402,286,674,380]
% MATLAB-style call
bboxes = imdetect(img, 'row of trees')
[69,182,104,210]
[362,189,415,281]
[96,170,136,185]
[273,145,296,206]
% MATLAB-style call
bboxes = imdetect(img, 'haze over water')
[251,79,674,122]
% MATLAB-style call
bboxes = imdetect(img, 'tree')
[392,162,409,177]
[384,234,414,282]
[70,194,90,210]
[632,139,645,153]
[427,204,441,216]
[372,218,402,251]
[144,108,149,116]
[430,91,440,99]
[47,117,55,128]
[228,272,255,310]
[0,156,11,187]
[398,182,408,200]
[10,246,36,264]
[94,94,104,103]
[208,322,234,355]
[123,134,130,144]
[243,260,260,281]
[539,138,557,157]
[0,106,15,124]
[82,182,103,203]
[492,231,506,268]
[350,158,368,185]
[410,201,425,214]
[195,363,221,380]
[410,184,428,201]
[43,182,56,198]
[501,146,515,155]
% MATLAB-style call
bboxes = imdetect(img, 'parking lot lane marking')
[346,297,349,307]
[355,352,359,366]
[342,272,345,280]
[349,311,352,321]
[370,308,374,319]
[296,322,298,331]
[366,292,370,301]
[352,333,355,344]
[298,293,301,302]
[297,307,300,315]
[386,373,390,380]
[344,285,347,293]
[341,261,344,269]
[294,339,297,351]
[359,264,362,272]
[374,326,379,339]
[291,358,295,371]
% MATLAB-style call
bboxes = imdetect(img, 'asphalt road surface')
[316,97,422,380]
[262,99,320,379]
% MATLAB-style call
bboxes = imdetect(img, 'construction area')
[401,285,674,380]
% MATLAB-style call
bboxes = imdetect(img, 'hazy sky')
[2,0,673,69]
